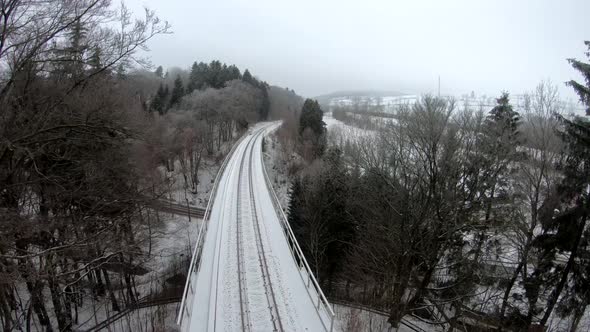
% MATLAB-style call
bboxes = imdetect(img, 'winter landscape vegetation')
[1,0,590,331]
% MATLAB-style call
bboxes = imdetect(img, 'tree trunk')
[540,216,587,326]
[102,269,120,312]
[48,275,71,332]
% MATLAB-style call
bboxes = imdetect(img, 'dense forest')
[283,47,590,331]
[0,1,286,331]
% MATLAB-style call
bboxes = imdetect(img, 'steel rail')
[247,129,284,332]
[177,133,247,329]
[235,136,254,332]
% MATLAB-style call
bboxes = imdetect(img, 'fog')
[126,0,589,99]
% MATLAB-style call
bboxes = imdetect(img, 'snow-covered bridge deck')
[178,123,334,332]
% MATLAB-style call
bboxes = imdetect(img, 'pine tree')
[67,19,88,79]
[207,60,223,88]
[150,84,166,114]
[188,62,200,92]
[536,114,590,328]
[479,92,522,221]
[533,41,590,328]
[168,75,184,109]
[260,82,270,120]
[299,99,326,158]
[89,45,101,72]
[287,178,305,244]
[566,40,590,115]
[242,69,254,85]
[115,63,126,79]
[299,99,325,136]
[320,148,354,289]
[154,65,164,78]
[228,65,242,80]
[288,179,302,223]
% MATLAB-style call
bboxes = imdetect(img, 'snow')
[181,122,332,331]
[333,303,447,332]
[327,93,585,116]
[70,213,199,331]
[261,133,293,209]
[101,303,180,332]
[9,210,198,331]
[164,141,235,209]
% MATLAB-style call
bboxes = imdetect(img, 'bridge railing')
[260,130,336,332]
[176,134,246,330]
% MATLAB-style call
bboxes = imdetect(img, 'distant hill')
[315,90,405,104]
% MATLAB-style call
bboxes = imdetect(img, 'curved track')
[181,123,333,332]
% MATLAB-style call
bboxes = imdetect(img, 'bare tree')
[0,1,169,331]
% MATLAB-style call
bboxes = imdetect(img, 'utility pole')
[438,75,441,97]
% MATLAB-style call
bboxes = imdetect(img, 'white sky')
[125,0,590,100]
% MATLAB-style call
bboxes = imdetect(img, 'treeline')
[148,60,270,121]
[287,66,590,331]
[331,108,383,131]
[142,62,272,194]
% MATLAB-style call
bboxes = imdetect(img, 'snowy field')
[327,93,585,116]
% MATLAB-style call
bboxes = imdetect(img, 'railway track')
[225,128,283,331]
[180,123,333,331]
[245,130,284,332]
[150,200,206,218]
[236,137,253,332]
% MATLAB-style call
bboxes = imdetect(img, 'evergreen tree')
[287,148,355,288]
[150,83,166,114]
[188,61,199,92]
[227,65,242,80]
[66,19,88,79]
[207,60,223,88]
[486,92,521,140]
[218,63,230,86]
[115,63,126,79]
[288,178,304,237]
[260,82,270,120]
[529,115,590,328]
[168,75,184,109]
[319,148,355,289]
[532,42,590,328]
[299,98,326,158]
[154,65,164,78]
[566,40,590,115]
[479,92,522,222]
[242,69,254,85]
[89,45,101,72]
[188,61,207,92]
[299,99,325,136]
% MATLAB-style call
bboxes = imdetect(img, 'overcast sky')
[126,0,589,100]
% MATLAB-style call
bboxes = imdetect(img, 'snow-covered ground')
[164,141,236,209]
[329,95,419,113]
[180,122,333,331]
[72,213,199,331]
[327,93,585,115]
[262,132,294,209]
[100,303,180,332]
